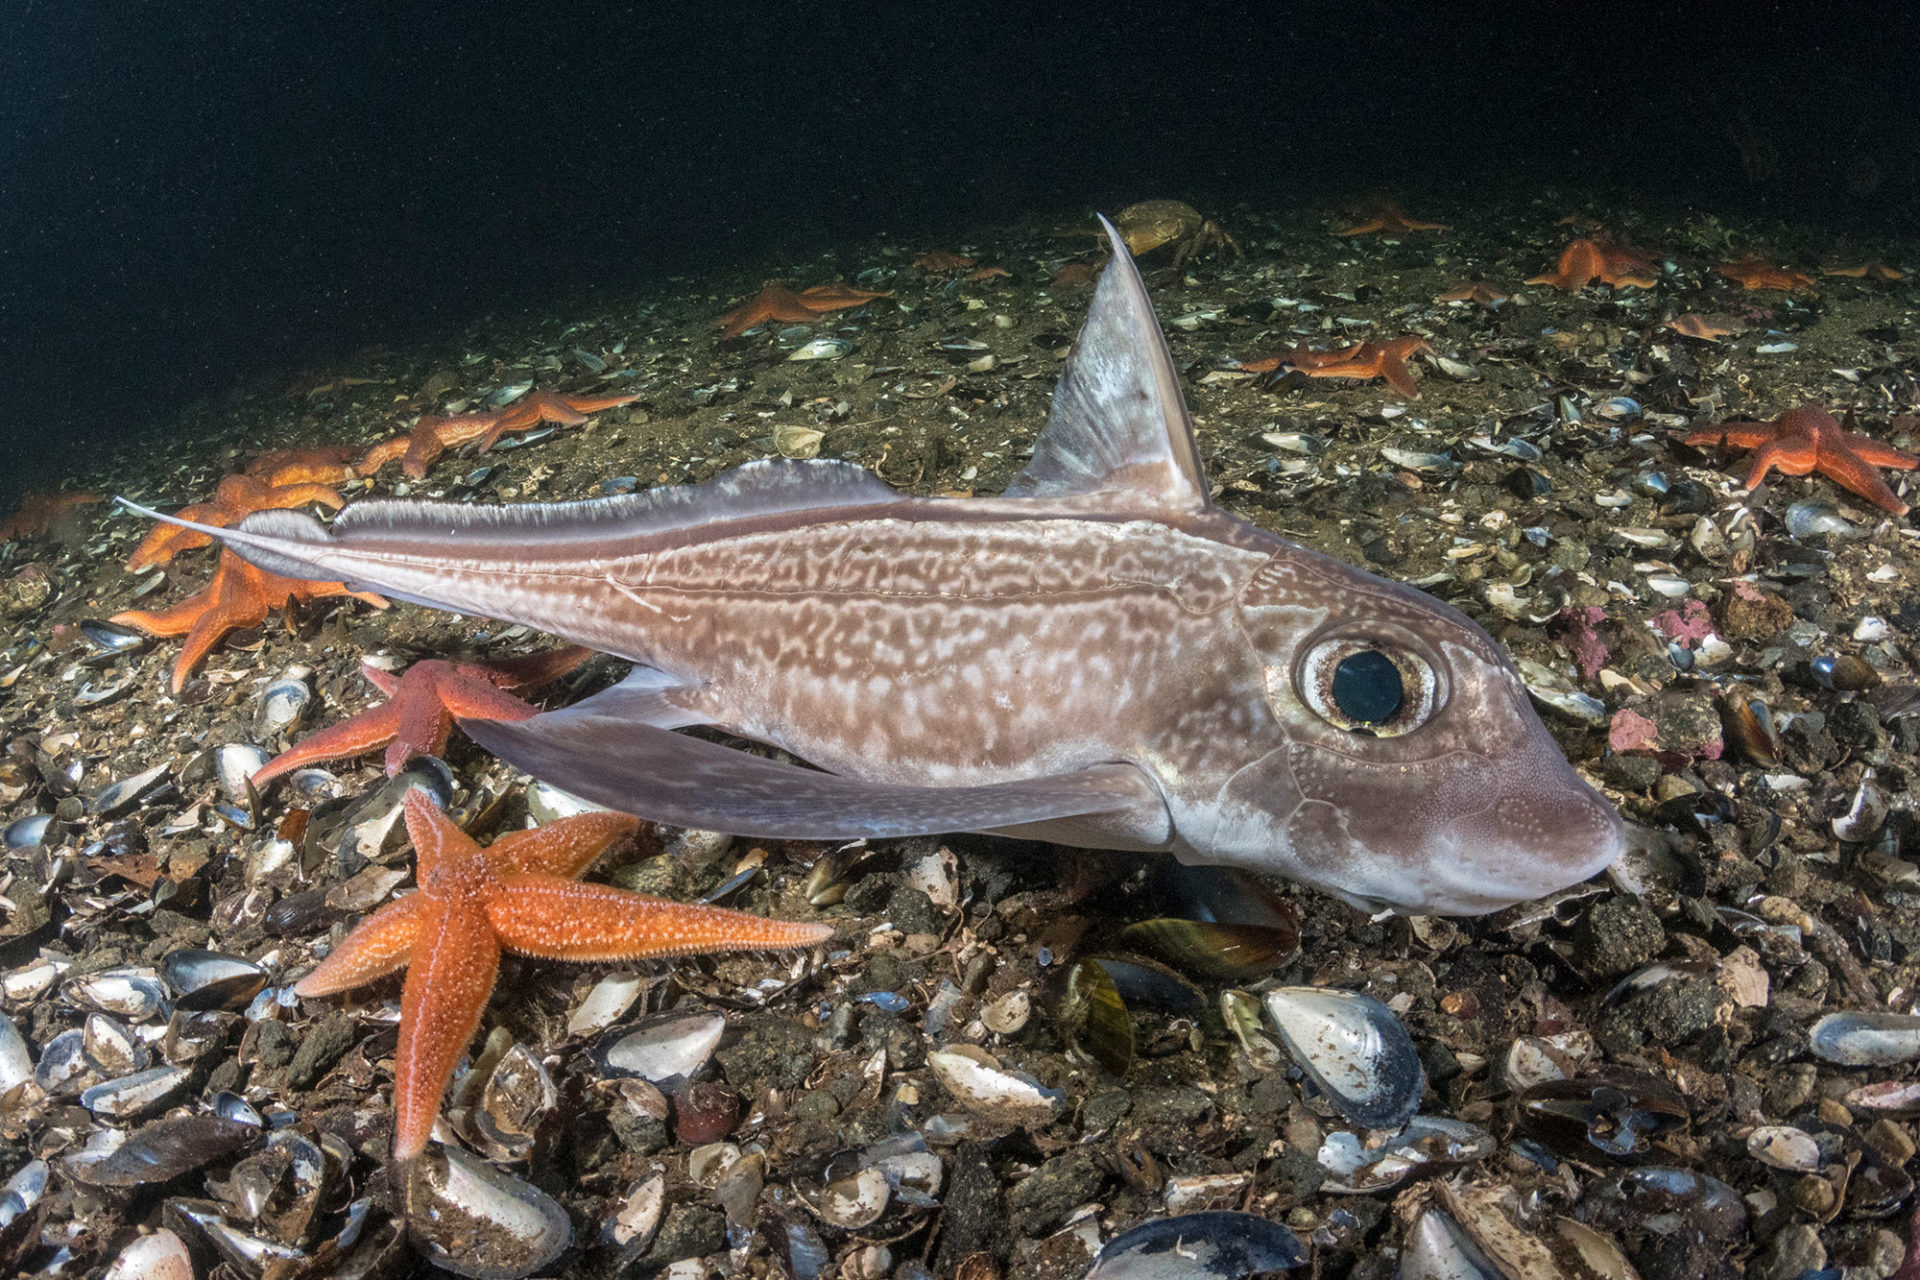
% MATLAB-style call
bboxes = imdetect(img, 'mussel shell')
[1116,916,1299,982]
[0,1016,29,1094]
[80,1065,190,1119]
[214,743,273,803]
[1515,1074,1689,1162]
[78,619,151,654]
[1262,987,1425,1131]
[404,1143,572,1280]
[161,949,268,1012]
[1318,1116,1495,1193]
[474,1044,557,1156]
[64,1115,262,1187]
[1812,653,1882,692]
[88,761,171,818]
[1060,959,1133,1077]
[1719,694,1780,766]
[1085,1211,1305,1278]
[1,814,53,850]
[594,1010,726,1085]
[1809,1010,1920,1066]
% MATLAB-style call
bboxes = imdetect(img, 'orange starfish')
[1715,256,1814,291]
[965,265,1011,282]
[244,444,363,488]
[473,389,642,452]
[1685,404,1919,515]
[1823,260,1905,282]
[295,789,833,1160]
[715,282,893,340]
[1051,261,1100,287]
[1665,313,1739,341]
[112,549,387,692]
[0,491,102,543]
[126,475,347,573]
[1528,239,1658,291]
[1436,282,1509,306]
[252,646,596,788]
[1334,198,1447,236]
[357,391,640,479]
[1242,337,1432,399]
[913,251,974,272]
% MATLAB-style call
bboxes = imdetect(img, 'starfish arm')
[489,811,643,879]
[265,482,347,511]
[483,644,597,691]
[1815,447,1912,514]
[486,874,835,963]
[560,391,642,414]
[111,592,212,639]
[126,499,224,571]
[356,435,411,474]
[291,895,427,996]
[1684,422,1777,449]
[1838,435,1920,470]
[1379,354,1421,399]
[392,897,501,1161]
[252,697,407,786]
[1740,439,1815,489]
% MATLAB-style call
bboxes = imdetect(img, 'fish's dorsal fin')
[1004,214,1212,514]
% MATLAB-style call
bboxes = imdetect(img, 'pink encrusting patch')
[1650,599,1715,647]
[1607,708,1660,753]
[1549,605,1610,679]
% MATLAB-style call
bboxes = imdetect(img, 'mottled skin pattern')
[124,219,1624,915]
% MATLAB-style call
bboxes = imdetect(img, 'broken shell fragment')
[61,967,170,1021]
[594,1010,726,1084]
[1084,1211,1305,1278]
[405,1143,573,1280]
[1746,1124,1822,1172]
[1262,987,1425,1131]
[101,1229,195,1280]
[0,1014,31,1095]
[816,1166,891,1229]
[473,1043,557,1158]
[927,1046,1064,1128]
[80,1065,190,1120]
[215,743,273,802]
[1317,1116,1495,1193]
[88,760,170,818]
[253,666,313,739]
[1810,1011,1920,1065]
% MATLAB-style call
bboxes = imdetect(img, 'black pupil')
[1331,650,1403,726]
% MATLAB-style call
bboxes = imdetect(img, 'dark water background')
[3,0,1915,500]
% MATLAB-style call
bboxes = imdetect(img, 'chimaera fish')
[124,218,1623,915]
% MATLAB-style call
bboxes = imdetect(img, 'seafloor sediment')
[1,196,1919,1279]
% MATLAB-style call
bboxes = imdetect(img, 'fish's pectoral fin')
[460,708,1170,842]
[1004,215,1211,515]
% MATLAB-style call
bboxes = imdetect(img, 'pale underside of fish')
[122,218,1624,915]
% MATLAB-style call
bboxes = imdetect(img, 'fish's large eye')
[1293,637,1441,737]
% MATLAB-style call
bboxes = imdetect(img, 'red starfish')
[0,491,102,543]
[294,789,833,1160]
[357,390,640,479]
[252,646,596,788]
[913,251,975,273]
[1715,256,1814,291]
[243,444,364,487]
[1334,198,1447,236]
[1436,282,1509,306]
[1241,337,1432,399]
[1528,239,1658,291]
[1823,260,1905,282]
[126,474,347,573]
[715,281,892,340]
[1685,404,1919,515]
[112,549,388,692]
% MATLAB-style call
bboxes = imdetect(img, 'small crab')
[1112,200,1242,271]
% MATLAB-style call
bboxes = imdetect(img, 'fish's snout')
[1472,776,1625,901]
